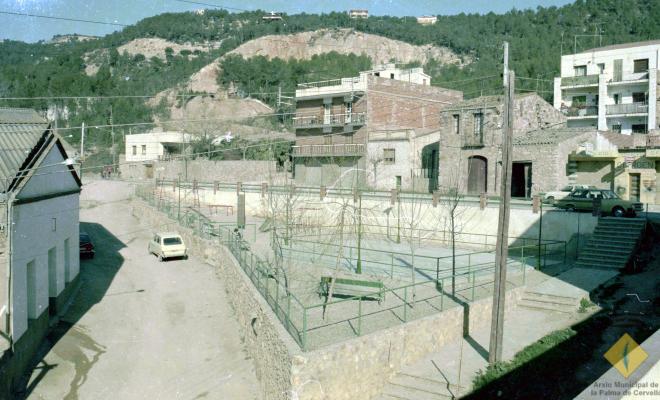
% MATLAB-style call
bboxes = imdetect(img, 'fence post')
[468,254,472,282]
[357,297,362,336]
[440,279,444,311]
[287,294,292,330]
[302,308,308,351]
[543,243,548,269]
[471,271,476,301]
[403,287,408,322]
[391,252,394,278]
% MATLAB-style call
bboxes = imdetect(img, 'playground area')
[135,183,568,351]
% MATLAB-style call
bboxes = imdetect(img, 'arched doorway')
[467,156,487,195]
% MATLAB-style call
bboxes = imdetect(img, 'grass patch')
[472,328,576,390]
[578,298,596,313]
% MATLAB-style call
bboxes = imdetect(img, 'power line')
[0,10,128,27]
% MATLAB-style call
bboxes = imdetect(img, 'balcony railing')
[462,134,484,147]
[293,112,366,128]
[610,72,649,83]
[647,135,660,148]
[291,143,365,157]
[606,103,648,115]
[562,105,598,117]
[561,75,599,87]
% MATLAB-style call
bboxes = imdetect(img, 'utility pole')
[503,42,509,87]
[80,122,85,180]
[489,42,514,365]
[356,190,363,274]
[110,105,115,173]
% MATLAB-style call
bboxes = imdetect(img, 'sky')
[0,0,574,43]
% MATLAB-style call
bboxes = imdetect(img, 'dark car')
[80,232,95,258]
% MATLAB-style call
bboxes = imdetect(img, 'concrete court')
[23,180,261,400]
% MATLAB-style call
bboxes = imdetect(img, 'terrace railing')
[561,75,599,87]
[606,103,648,115]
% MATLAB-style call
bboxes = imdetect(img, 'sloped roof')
[441,92,537,111]
[513,128,595,145]
[0,108,50,189]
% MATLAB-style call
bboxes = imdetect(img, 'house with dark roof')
[0,108,82,395]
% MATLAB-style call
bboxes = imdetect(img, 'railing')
[611,72,649,83]
[561,75,599,87]
[563,105,598,117]
[291,143,365,157]
[647,135,660,148]
[606,103,648,115]
[297,79,343,89]
[293,112,366,127]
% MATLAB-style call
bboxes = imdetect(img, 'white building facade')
[553,39,660,134]
[125,131,191,162]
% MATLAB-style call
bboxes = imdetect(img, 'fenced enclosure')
[135,183,566,351]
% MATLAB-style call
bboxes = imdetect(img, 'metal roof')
[0,108,49,190]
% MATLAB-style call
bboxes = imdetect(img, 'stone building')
[436,93,567,197]
[292,64,462,189]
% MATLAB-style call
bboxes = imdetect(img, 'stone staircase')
[574,217,646,270]
[375,372,459,400]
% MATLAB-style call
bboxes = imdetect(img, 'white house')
[553,39,660,134]
[0,108,81,394]
[348,9,368,19]
[416,16,437,25]
[125,131,191,162]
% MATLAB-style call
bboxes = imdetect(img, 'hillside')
[1,0,659,155]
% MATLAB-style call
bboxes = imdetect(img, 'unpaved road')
[23,180,261,400]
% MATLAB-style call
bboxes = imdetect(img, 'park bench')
[317,276,385,303]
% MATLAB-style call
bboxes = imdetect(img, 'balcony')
[293,112,366,128]
[605,103,648,116]
[561,75,599,88]
[609,72,649,86]
[462,133,484,148]
[296,77,367,98]
[562,105,598,118]
[291,143,365,157]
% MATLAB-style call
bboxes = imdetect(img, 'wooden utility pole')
[489,42,514,365]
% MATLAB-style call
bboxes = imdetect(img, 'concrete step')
[522,291,579,306]
[517,299,574,314]
[574,260,624,270]
[585,241,636,249]
[518,297,577,314]
[381,379,453,400]
[579,250,631,259]
[593,227,643,236]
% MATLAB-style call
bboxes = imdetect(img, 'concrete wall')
[119,156,288,184]
[10,193,80,341]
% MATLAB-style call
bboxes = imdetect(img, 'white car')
[148,232,188,261]
[543,184,594,203]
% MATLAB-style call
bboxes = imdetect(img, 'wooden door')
[629,173,641,202]
[467,156,487,195]
[613,59,623,82]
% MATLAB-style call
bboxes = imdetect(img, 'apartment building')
[292,64,462,189]
[553,39,660,134]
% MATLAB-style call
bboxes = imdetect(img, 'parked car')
[542,184,594,203]
[553,189,643,217]
[148,232,188,261]
[79,232,95,258]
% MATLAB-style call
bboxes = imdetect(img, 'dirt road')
[23,180,261,400]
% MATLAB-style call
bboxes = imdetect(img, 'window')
[323,103,331,125]
[384,148,395,164]
[132,145,137,155]
[613,94,621,104]
[473,113,483,137]
[374,72,380,77]
[323,135,332,145]
[163,237,183,245]
[574,65,587,76]
[597,63,605,74]
[633,59,649,73]
[632,124,647,134]
[345,102,352,123]
[612,124,622,133]
[452,114,460,134]
[632,92,647,104]
[395,176,402,189]
[141,145,147,155]
[572,96,587,106]
[390,73,395,79]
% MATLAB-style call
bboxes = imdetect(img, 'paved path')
[24,181,261,400]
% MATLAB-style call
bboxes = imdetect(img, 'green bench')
[317,276,385,303]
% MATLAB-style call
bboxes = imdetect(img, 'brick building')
[437,93,567,197]
[292,64,462,188]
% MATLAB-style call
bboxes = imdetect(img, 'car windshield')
[602,190,619,199]
[80,233,90,242]
[163,237,182,245]
[560,186,574,191]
